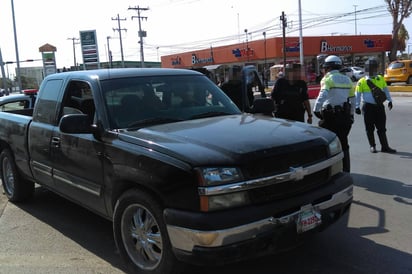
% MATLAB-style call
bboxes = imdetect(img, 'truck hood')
[117,114,335,166]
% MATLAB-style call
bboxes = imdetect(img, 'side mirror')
[59,114,96,134]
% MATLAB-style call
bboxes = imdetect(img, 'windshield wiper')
[189,111,232,119]
[127,117,183,128]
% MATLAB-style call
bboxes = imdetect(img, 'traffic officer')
[313,55,355,172]
[355,58,396,153]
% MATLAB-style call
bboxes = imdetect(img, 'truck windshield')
[101,74,241,129]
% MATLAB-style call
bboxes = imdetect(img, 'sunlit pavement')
[388,84,412,93]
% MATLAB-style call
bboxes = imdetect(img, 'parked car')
[0,89,37,112]
[340,67,365,81]
[350,66,365,80]
[384,60,412,85]
[339,67,354,80]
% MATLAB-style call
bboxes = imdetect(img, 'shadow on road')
[11,177,412,274]
[14,187,128,273]
[352,173,412,204]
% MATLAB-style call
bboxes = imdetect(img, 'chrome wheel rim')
[121,204,163,270]
[2,157,15,196]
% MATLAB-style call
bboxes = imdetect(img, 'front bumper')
[165,173,353,265]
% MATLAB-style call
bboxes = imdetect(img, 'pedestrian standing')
[355,58,396,153]
[271,63,313,123]
[313,55,355,172]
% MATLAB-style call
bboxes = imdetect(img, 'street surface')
[1,93,411,274]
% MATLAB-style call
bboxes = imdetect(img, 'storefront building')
[161,34,392,84]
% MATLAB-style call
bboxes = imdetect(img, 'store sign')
[285,41,300,52]
[320,40,352,53]
[191,54,214,65]
[42,52,57,76]
[232,48,254,58]
[364,39,384,48]
[80,30,100,70]
[171,56,182,66]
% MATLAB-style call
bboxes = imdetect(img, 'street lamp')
[244,29,249,62]
[11,0,22,92]
[354,5,358,35]
[263,31,267,87]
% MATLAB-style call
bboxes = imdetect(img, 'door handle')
[51,137,60,148]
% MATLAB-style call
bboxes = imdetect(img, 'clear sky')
[0,0,409,74]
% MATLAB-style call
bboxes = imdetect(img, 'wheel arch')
[108,178,166,219]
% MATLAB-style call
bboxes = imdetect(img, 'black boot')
[343,149,350,172]
[378,131,396,153]
[367,132,377,153]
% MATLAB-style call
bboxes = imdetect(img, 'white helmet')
[323,55,342,70]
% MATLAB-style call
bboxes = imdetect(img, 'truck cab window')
[62,81,95,122]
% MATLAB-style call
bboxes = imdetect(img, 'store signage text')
[285,41,300,52]
[171,56,182,65]
[232,48,254,58]
[364,39,384,48]
[320,41,352,53]
[192,54,214,64]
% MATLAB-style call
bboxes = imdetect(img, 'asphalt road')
[1,94,411,274]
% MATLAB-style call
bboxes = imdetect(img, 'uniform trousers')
[362,103,386,139]
[319,110,353,172]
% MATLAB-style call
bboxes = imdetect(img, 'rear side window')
[33,79,63,125]
[389,62,405,69]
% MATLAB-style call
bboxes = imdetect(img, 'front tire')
[113,189,184,274]
[0,148,34,202]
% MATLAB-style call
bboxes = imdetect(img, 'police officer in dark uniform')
[313,55,355,172]
[271,63,313,123]
[355,58,396,153]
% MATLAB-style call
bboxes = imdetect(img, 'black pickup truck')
[0,68,352,274]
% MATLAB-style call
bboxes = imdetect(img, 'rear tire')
[407,76,412,85]
[113,189,184,274]
[0,148,34,202]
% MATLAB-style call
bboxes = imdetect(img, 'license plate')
[296,205,322,234]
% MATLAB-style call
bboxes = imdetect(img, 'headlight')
[328,136,342,156]
[197,167,242,186]
[329,136,343,175]
[197,167,247,211]
[200,192,250,211]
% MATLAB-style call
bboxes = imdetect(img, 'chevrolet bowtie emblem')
[290,166,306,181]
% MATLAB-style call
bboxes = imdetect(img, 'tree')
[386,0,412,61]
[397,23,410,55]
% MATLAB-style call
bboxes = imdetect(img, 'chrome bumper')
[166,185,353,252]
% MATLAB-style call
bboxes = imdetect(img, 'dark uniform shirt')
[271,78,308,122]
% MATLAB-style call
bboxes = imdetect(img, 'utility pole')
[280,11,287,73]
[67,37,79,70]
[112,14,127,68]
[298,0,304,66]
[107,36,113,68]
[129,5,149,68]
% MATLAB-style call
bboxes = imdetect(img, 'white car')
[350,66,365,80]
[340,66,365,81]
